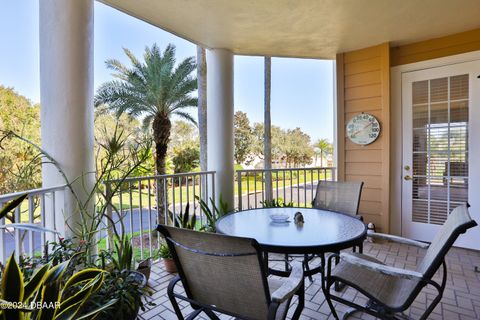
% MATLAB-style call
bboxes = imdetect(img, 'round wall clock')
[346,113,381,145]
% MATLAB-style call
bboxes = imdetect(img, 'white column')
[39,0,95,239]
[206,49,234,209]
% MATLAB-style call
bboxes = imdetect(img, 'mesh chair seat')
[313,181,364,216]
[331,253,420,310]
[157,226,305,320]
[324,204,477,320]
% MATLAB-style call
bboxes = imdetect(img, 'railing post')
[14,206,21,260]
[138,182,144,260]
[57,188,66,237]
[0,202,5,263]
[237,171,243,211]
[28,196,35,257]
[212,172,216,212]
[163,178,168,225]
[40,194,46,256]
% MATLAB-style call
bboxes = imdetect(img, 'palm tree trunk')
[264,56,273,201]
[152,114,171,224]
[320,150,324,167]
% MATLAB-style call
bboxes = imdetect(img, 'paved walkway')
[138,240,480,320]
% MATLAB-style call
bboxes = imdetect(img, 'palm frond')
[123,47,142,71]
[95,43,197,128]
[169,97,198,113]
[173,111,197,126]
[142,114,154,132]
[104,58,129,80]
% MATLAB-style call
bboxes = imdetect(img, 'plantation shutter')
[411,74,469,224]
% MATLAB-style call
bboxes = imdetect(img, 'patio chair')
[307,180,364,284]
[157,225,305,320]
[324,204,477,320]
[313,180,364,217]
[275,180,364,283]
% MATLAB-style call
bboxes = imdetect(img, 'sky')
[0,0,334,142]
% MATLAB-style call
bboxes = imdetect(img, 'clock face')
[346,113,381,145]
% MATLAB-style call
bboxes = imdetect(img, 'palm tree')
[314,139,333,167]
[94,44,197,176]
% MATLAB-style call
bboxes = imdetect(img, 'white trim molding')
[390,50,480,237]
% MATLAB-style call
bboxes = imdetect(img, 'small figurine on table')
[294,211,304,225]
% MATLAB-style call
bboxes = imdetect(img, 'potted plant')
[111,236,148,285]
[159,243,176,273]
[196,195,229,232]
[85,268,151,320]
[0,130,153,319]
[1,253,116,320]
[91,236,151,319]
[136,257,152,281]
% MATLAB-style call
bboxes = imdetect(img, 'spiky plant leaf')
[0,194,27,220]
[1,253,24,320]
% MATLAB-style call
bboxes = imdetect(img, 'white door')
[402,60,480,249]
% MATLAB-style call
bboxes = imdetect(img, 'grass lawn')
[109,169,330,210]
[8,169,332,223]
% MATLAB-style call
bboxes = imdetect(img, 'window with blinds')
[411,74,469,225]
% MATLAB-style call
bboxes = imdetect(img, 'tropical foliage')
[252,122,314,167]
[0,253,115,320]
[0,192,151,320]
[158,244,172,259]
[196,195,229,232]
[169,203,196,230]
[110,236,134,271]
[94,44,198,176]
[0,86,41,207]
[233,111,333,168]
[172,143,199,173]
[260,198,294,208]
[234,111,254,164]
[314,138,333,167]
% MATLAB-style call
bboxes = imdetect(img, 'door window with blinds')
[411,74,469,224]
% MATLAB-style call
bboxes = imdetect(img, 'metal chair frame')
[323,204,477,320]
[158,225,305,320]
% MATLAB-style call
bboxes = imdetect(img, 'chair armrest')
[368,231,429,249]
[339,253,424,281]
[271,262,304,303]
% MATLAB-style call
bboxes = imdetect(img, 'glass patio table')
[216,207,367,278]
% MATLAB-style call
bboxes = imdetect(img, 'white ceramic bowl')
[269,214,289,223]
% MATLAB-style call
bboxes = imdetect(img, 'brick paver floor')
[138,240,480,320]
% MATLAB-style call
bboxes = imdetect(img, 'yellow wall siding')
[336,28,480,234]
[336,43,390,232]
[391,28,480,66]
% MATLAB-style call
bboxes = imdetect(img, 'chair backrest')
[313,180,364,216]
[157,226,271,320]
[417,204,477,277]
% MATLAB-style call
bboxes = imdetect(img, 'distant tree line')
[0,86,42,194]
[0,41,333,196]
[234,111,333,168]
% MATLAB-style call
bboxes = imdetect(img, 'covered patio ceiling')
[99,0,480,59]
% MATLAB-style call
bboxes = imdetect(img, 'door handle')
[404,175,412,181]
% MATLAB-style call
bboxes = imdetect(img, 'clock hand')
[352,122,373,137]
